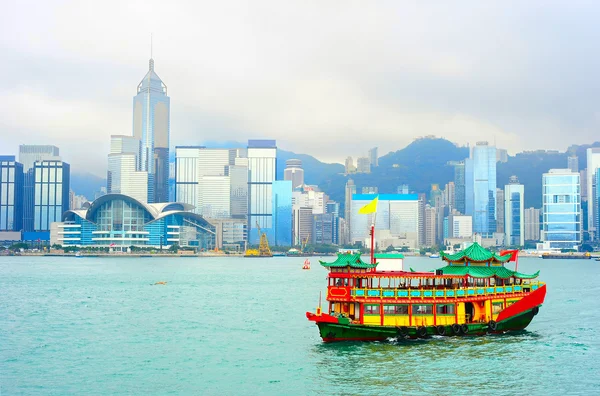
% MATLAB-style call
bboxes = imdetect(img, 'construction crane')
[246,220,272,257]
[301,232,310,253]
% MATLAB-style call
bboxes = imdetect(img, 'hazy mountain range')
[71,138,600,210]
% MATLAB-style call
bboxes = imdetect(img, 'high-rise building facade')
[505,176,524,246]
[345,157,355,174]
[356,157,371,173]
[344,179,356,241]
[451,161,465,214]
[585,148,600,239]
[133,58,170,203]
[107,135,148,202]
[465,142,497,235]
[496,188,505,234]
[18,145,60,173]
[524,207,541,241]
[0,156,24,231]
[32,161,70,232]
[568,155,579,173]
[542,169,581,249]
[272,180,292,246]
[368,147,378,168]
[284,159,304,189]
[247,140,276,244]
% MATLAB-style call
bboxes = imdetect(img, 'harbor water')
[1,256,599,395]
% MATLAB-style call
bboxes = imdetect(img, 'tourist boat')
[302,259,311,270]
[306,243,546,342]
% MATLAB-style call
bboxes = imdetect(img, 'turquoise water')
[1,256,599,395]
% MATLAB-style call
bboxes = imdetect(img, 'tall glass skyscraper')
[32,161,70,233]
[465,142,497,236]
[272,180,292,246]
[248,140,276,244]
[542,169,581,249]
[0,156,24,231]
[505,176,524,246]
[133,58,170,203]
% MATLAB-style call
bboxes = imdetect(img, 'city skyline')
[4,2,600,177]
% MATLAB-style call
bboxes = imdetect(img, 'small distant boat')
[302,259,311,270]
[429,254,440,259]
[75,252,82,258]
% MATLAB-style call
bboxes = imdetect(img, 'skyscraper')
[284,159,304,189]
[542,169,581,249]
[451,161,465,214]
[368,147,378,168]
[568,155,579,173]
[0,156,24,231]
[465,142,497,235]
[133,57,170,203]
[247,140,276,244]
[496,188,505,234]
[107,135,148,202]
[272,180,292,246]
[505,176,524,246]
[31,160,70,233]
[585,148,600,240]
[18,145,60,172]
[344,179,356,241]
[524,207,541,241]
[356,157,371,173]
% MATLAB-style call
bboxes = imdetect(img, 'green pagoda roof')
[436,265,540,279]
[319,253,378,269]
[440,242,511,264]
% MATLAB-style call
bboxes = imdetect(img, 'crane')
[301,232,310,253]
[255,220,272,257]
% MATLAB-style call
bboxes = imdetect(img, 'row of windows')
[365,304,456,315]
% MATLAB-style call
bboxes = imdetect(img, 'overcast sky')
[2,0,600,176]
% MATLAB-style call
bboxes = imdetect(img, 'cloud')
[1,0,600,175]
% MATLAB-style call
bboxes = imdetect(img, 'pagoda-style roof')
[440,242,511,265]
[319,254,378,269]
[436,265,540,279]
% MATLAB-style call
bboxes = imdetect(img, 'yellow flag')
[358,196,378,214]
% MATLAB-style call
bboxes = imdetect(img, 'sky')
[2,0,600,177]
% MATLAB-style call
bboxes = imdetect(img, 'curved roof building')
[54,194,215,250]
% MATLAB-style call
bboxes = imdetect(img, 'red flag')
[500,249,519,262]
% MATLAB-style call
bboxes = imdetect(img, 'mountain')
[70,172,106,199]
[276,149,344,185]
[319,138,469,206]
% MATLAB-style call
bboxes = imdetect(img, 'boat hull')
[313,307,539,342]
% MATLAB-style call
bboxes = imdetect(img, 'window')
[384,304,408,315]
[436,304,455,315]
[412,305,433,315]
[365,305,380,315]
[492,302,503,314]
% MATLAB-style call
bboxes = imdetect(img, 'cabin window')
[384,304,409,315]
[436,304,455,315]
[365,305,380,315]
[412,304,433,315]
[492,302,504,314]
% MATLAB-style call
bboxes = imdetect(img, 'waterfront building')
[133,57,170,203]
[447,212,472,238]
[284,159,304,189]
[293,207,313,246]
[247,140,276,244]
[272,180,292,246]
[465,142,497,235]
[313,213,336,245]
[356,157,371,173]
[524,207,541,241]
[107,135,148,202]
[542,169,581,249]
[586,148,600,239]
[30,160,70,236]
[350,194,419,247]
[505,176,525,246]
[0,156,24,231]
[368,147,378,168]
[496,188,505,234]
[52,193,215,249]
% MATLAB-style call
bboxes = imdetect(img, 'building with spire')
[133,54,170,203]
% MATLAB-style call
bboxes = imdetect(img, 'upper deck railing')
[334,281,546,300]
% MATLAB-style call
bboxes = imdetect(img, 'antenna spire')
[149,33,154,71]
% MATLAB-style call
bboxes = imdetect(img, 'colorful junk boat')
[307,243,546,342]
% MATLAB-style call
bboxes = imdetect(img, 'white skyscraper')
[542,169,581,249]
[107,136,148,202]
